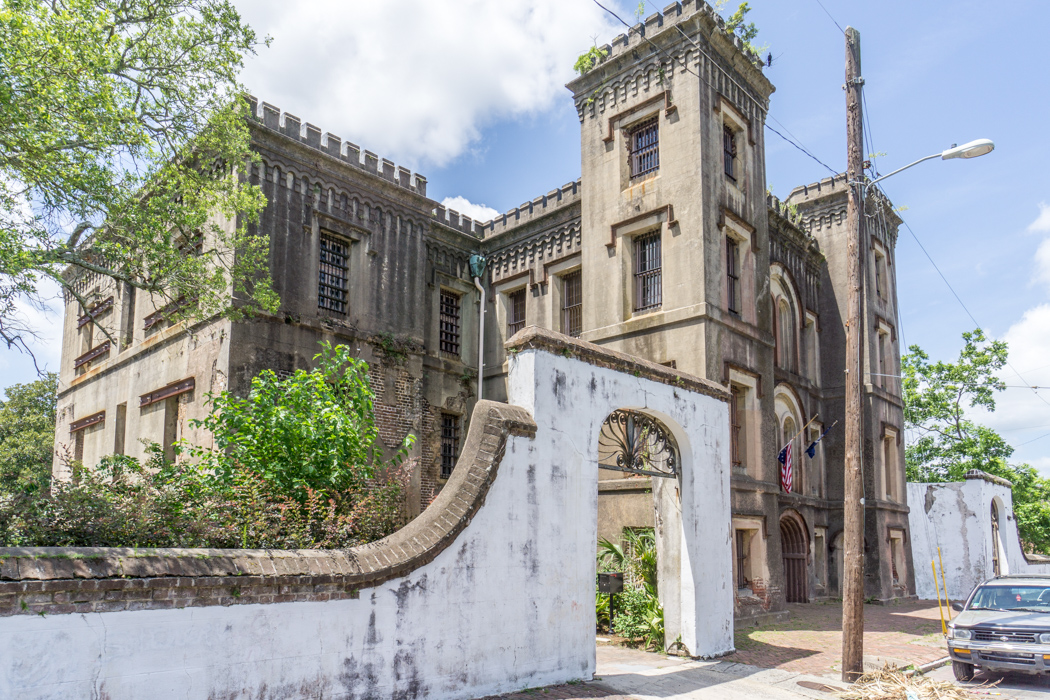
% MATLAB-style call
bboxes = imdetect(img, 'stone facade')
[53,0,913,619]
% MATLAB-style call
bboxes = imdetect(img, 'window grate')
[561,270,582,338]
[629,117,659,180]
[439,290,461,357]
[319,234,349,314]
[726,235,740,315]
[723,124,737,181]
[508,288,526,336]
[730,386,742,468]
[440,413,460,479]
[736,530,749,589]
[634,232,662,312]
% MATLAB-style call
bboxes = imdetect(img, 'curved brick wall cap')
[506,325,730,402]
[0,401,535,615]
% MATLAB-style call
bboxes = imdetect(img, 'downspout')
[469,255,487,401]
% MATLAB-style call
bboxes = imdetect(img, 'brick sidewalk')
[475,681,632,699]
[725,600,947,676]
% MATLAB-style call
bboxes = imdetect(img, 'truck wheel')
[952,660,975,681]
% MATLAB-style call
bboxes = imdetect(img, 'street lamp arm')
[866,153,941,190]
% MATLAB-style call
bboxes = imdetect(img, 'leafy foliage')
[190,341,413,500]
[573,45,608,76]
[904,329,1050,554]
[0,342,415,549]
[0,373,56,496]
[0,446,411,548]
[722,2,764,55]
[0,0,277,357]
[597,528,664,649]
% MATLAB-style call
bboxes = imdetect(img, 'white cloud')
[236,0,617,169]
[441,196,499,223]
[1035,238,1050,294]
[1028,202,1050,234]
[0,277,63,388]
[970,304,1050,475]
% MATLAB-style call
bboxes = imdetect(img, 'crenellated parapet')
[246,95,429,198]
[430,204,487,239]
[786,174,901,248]
[481,180,581,238]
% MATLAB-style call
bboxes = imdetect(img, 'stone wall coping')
[0,401,536,616]
[964,469,1014,488]
[505,325,730,402]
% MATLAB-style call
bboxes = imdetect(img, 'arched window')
[778,299,797,372]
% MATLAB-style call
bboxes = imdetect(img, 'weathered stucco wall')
[2,328,732,699]
[908,471,1050,601]
[507,327,734,656]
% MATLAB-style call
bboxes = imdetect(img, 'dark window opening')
[319,234,349,314]
[730,386,742,468]
[723,124,737,181]
[634,232,662,312]
[440,413,460,479]
[507,288,526,336]
[439,290,461,357]
[561,270,582,338]
[736,530,750,589]
[726,235,740,315]
[629,117,659,180]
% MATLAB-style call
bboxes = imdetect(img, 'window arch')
[770,265,801,374]
[774,384,805,494]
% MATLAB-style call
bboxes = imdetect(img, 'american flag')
[778,443,793,492]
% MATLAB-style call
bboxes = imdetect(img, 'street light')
[866,139,995,189]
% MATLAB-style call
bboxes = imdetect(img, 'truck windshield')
[969,585,1050,612]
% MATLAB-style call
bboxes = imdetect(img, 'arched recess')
[770,264,802,373]
[596,407,685,650]
[774,383,805,493]
[991,496,1009,577]
[780,510,809,603]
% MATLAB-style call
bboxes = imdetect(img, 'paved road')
[927,663,1050,698]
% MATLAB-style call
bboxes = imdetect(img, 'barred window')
[561,270,582,338]
[439,290,461,357]
[629,117,659,180]
[723,124,737,181]
[634,232,662,312]
[507,288,526,336]
[730,386,742,468]
[440,413,460,479]
[736,530,750,589]
[726,235,740,315]
[318,234,349,314]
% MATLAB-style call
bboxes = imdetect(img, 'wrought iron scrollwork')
[598,410,679,478]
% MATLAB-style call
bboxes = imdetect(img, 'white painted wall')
[1,343,732,699]
[507,347,734,657]
[909,476,1050,601]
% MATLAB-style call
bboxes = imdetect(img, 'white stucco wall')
[1,338,732,699]
[507,346,734,656]
[909,475,1050,601]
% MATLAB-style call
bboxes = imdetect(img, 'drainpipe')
[469,255,487,401]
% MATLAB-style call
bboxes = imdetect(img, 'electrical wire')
[812,0,846,35]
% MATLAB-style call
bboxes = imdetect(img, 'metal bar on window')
[561,270,582,338]
[440,413,460,479]
[439,290,461,356]
[77,297,113,328]
[727,236,740,315]
[70,410,105,433]
[629,117,659,180]
[508,288,526,336]
[139,377,196,408]
[73,341,111,369]
[724,125,737,181]
[318,234,349,314]
[634,232,662,312]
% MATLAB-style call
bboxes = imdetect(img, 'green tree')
[0,0,277,356]
[0,372,56,495]
[190,341,414,500]
[903,329,1050,553]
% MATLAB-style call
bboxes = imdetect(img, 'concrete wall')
[908,470,1050,601]
[2,328,732,699]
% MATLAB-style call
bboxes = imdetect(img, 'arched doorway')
[781,514,808,603]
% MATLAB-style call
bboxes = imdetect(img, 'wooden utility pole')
[841,25,866,684]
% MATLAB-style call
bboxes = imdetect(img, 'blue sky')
[5,0,1049,472]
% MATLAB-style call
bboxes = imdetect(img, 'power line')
[812,0,846,34]
[766,123,839,177]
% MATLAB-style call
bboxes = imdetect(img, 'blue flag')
[805,421,837,459]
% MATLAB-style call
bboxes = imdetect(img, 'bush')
[597,528,665,649]
[0,447,412,549]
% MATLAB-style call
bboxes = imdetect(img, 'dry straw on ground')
[838,667,994,700]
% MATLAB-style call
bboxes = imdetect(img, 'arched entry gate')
[781,515,808,603]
